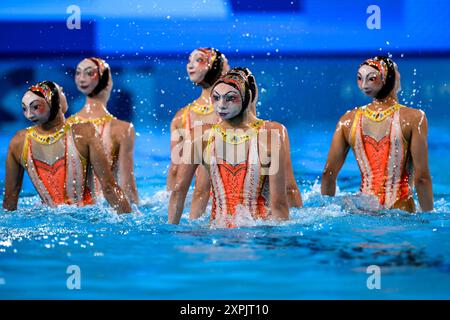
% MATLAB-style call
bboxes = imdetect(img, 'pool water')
[1,118,449,300]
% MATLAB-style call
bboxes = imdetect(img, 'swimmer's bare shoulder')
[110,118,135,144]
[399,105,428,141]
[70,122,98,157]
[262,121,287,135]
[70,121,96,137]
[8,128,28,162]
[256,121,286,158]
[263,120,284,131]
[111,118,133,132]
[171,106,188,131]
[338,108,359,142]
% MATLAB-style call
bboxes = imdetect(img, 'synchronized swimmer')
[168,48,229,218]
[169,68,291,226]
[1,53,434,226]
[69,57,138,204]
[321,56,433,212]
[3,80,131,213]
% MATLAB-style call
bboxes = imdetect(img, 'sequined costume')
[205,120,269,227]
[350,104,414,211]
[21,123,94,207]
[181,101,216,131]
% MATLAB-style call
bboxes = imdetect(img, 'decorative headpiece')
[28,80,61,121]
[29,81,53,105]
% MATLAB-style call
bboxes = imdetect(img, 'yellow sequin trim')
[213,119,265,145]
[189,101,214,115]
[67,114,116,126]
[27,123,70,145]
[361,104,401,122]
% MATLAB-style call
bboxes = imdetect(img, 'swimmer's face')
[75,59,99,95]
[186,50,209,84]
[357,65,384,98]
[22,91,51,125]
[212,83,242,120]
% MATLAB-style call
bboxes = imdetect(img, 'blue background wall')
[2,0,450,55]
[0,0,449,128]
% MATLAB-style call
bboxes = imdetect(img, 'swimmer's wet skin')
[321,56,433,212]
[168,68,290,226]
[71,57,139,205]
[2,80,131,214]
[168,48,227,217]
[170,53,302,222]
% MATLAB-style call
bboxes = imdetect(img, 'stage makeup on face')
[357,64,383,98]
[22,91,51,125]
[75,59,100,95]
[212,83,243,120]
[186,50,210,84]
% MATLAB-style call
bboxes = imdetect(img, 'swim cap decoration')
[28,80,60,121]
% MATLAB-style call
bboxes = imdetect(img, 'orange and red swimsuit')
[205,121,269,227]
[21,124,93,207]
[350,104,415,211]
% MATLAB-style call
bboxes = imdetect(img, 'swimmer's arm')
[117,124,139,204]
[321,119,350,196]
[282,125,303,208]
[87,130,132,214]
[169,132,202,224]
[410,112,433,211]
[167,111,184,191]
[189,167,211,220]
[3,136,24,211]
[269,132,289,220]
[168,163,198,224]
